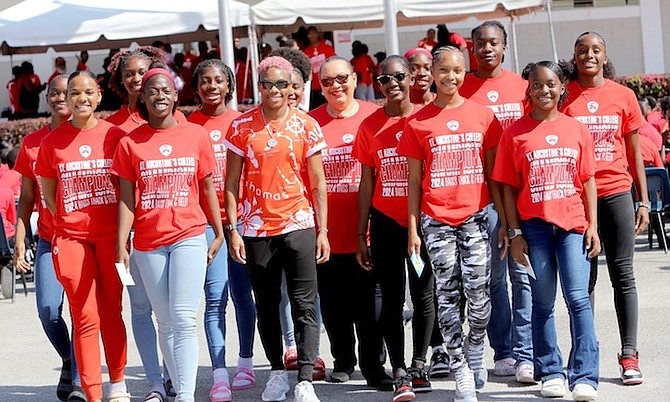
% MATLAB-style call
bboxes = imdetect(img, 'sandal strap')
[143,391,165,402]
[210,381,232,401]
[235,367,256,379]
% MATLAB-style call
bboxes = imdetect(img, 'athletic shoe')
[493,358,516,376]
[428,350,450,378]
[294,381,320,402]
[392,374,416,402]
[572,383,598,401]
[465,339,486,389]
[540,378,566,398]
[408,367,431,393]
[312,358,326,381]
[619,353,644,385]
[283,348,298,370]
[515,362,536,384]
[261,370,290,402]
[453,365,477,402]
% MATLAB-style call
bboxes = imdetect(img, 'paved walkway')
[1,238,669,401]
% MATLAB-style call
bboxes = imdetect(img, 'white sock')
[237,356,253,370]
[109,380,127,395]
[432,345,445,354]
[213,368,229,384]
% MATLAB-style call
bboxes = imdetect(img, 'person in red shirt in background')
[303,26,336,110]
[354,55,437,402]
[12,75,87,401]
[404,48,435,107]
[174,52,194,106]
[494,60,600,401]
[632,135,663,168]
[461,20,535,384]
[398,46,502,402]
[0,146,21,198]
[435,25,469,69]
[187,59,259,399]
[645,96,668,135]
[309,56,390,390]
[637,98,663,151]
[417,28,438,53]
[17,61,43,118]
[37,70,129,402]
[48,57,67,85]
[182,42,197,70]
[6,66,21,116]
[351,41,377,102]
[234,47,253,104]
[76,50,89,72]
[562,32,649,386]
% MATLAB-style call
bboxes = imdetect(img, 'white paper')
[115,263,135,286]
[410,252,424,277]
[523,253,536,279]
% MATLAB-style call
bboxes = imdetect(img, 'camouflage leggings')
[421,209,491,370]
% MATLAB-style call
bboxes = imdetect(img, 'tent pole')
[383,0,399,55]
[510,15,519,74]
[248,18,260,104]
[218,0,238,110]
[546,0,558,62]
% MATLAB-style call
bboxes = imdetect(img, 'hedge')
[613,73,670,100]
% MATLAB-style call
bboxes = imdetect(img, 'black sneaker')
[408,367,432,393]
[393,374,416,402]
[429,350,451,378]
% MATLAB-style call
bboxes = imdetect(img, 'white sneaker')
[294,381,320,402]
[454,365,478,402]
[493,358,516,376]
[572,383,598,401]
[262,370,289,401]
[515,362,536,384]
[541,377,566,398]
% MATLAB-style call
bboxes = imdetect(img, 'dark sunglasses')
[320,74,350,87]
[376,72,407,85]
[259,80,291,90]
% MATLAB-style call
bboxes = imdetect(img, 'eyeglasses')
[320,74,350,87]
[376,72,407,85]
[259,80,291,90]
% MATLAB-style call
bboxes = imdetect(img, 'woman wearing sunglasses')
[224,56,329,402]
[354,55,438,402]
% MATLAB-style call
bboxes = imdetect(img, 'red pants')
[53,236,127,401]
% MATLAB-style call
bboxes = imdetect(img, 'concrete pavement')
[1,237,669,401]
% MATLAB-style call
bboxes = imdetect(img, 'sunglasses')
[320,74,350,87]
[376,72,407,85]
[259,80,291,90]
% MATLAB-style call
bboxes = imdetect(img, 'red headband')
[404,48,433,60]
[141,68,175,89]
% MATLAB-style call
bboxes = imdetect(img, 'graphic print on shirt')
[322,132,361,194]
[377,131,409,198]
[138,147,196,210]
[487,101,523,129]
[525,134,580,204]
[59,154,116,213]
[428,121,485,189]
[572,106,619,162]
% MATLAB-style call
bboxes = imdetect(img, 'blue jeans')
[34,238,80,385]
[134,233,208,402]
[204,225,256,370]
[521,219,599,389]
[486,205,533,365]
[280,270,322,354]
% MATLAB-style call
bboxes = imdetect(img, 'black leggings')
[589,191,639,354]
[370,208,435,371]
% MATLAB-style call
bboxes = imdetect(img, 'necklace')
[261,107,289,148]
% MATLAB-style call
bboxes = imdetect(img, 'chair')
[644,167,670,254]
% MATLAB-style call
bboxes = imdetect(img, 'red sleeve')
[35,139,56,179]
[197,131,216,179]
[450,32,467,48]
[353,124,375,167]
[492,131,520,188]
[396,121,424,161]
[622,87,645,135]
[110,138,137,182]
[13,140,34,180]
[578,124,596,181]
[483,111,504,151]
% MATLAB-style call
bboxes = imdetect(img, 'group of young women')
[12,19,648,402]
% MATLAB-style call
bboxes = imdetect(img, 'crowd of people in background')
[1,19,669,402]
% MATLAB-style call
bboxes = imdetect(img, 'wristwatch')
[224,223,237,234]
[507,228,523,240]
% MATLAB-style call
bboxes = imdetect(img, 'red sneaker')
[619,353,644,385]
[313,357,326,381]
[283,348,298,370]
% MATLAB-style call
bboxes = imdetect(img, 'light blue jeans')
[34,238,80,385]
[521,219,599,389]
[204,225,256,369]
[486,204,533,365]
[133,233,208,402]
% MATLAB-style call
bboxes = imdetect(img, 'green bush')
[613,74,670,100]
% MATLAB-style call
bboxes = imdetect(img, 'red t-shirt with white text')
[111,122,216,251]
[310,101,379,253]
[562,79,644,197]
[397,100,502,226]
[493,114,595,232]
[353,106,419,227]
[303,40,336,90]
[35,120,125,240]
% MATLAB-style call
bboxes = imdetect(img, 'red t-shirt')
[460,70,528,129]
[188,109,242,222]
[111,122,216,251]
[225,107,327,237]
[351,55,376,86]
[14,126,54,240]
[417,38,438,53]
[35,120,125,240]
[632,134,663,168]
[303,40,337,90]
[309,101,379,253]
[562,80,645,197]
[0,167,21,198]
[397,100,502,225]
[493,114,595,232]
[353,106,419,228]
[0,186,15,238]
[647,110,667,134]
[106,105,187,133]
[638,121,662,151]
